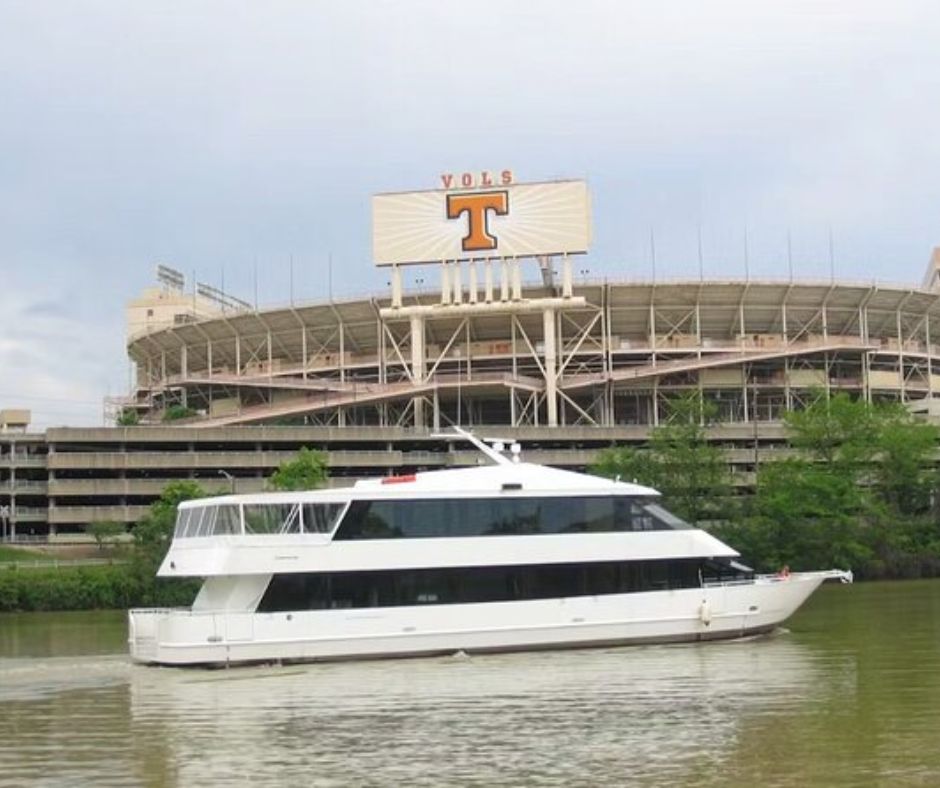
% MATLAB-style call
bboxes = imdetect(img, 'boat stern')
[128,607,176,664]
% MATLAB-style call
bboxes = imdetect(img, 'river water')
[1,580,938,786]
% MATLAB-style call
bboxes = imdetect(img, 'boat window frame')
[174,499,352,539]
[332,494,692,541]
[300,501,349,535]
[244,502,300,535]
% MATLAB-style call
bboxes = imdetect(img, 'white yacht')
[128,432,851,666]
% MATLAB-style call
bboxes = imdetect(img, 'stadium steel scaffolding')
[6,238,940,539]
[4,251,940,540]
[121,264,940,430]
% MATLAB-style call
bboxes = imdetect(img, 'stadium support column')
[468,261,478,304]
[928,313,934,399]
[440,262,451,306]
[544,308,558,426]
[411,314,426,427]
[180,344,188,408]
[391,265,403,309]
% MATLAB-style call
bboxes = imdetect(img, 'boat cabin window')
[333,496,691,541]
[257,558,706,613]
[173,504,241,538]
[302,503,344,533]
[174,501,346,538]
[244,504,300,534]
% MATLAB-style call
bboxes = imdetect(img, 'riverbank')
[0,563,198,612]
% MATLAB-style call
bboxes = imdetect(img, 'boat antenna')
[430,426,515,466]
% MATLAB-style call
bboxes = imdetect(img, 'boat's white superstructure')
[128,434,850,666]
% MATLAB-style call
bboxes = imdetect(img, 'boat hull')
[128,572,836,667]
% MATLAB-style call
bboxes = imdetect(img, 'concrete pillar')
[179,346,188,408]
[897,308,905,400]
[410,315,426,426]
[500,260,510,302]
[441,262,451,305]
[266,331,272,379]
[742,366,749,423]
[8,462,15,541]
[927,314,933,398]
[391,265,403,309]
[484,260,493,302]
[468,261,478,304]
[512,259,522,301]
[452,262,462,305]
[544,308,558,426]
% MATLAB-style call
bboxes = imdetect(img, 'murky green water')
[1,581,939,786]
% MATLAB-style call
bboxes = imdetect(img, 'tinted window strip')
[333,496,690,541]
[255,559,743,613]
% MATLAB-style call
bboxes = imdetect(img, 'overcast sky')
[2,1,940,427]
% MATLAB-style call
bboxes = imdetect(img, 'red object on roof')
[381,474,417,485]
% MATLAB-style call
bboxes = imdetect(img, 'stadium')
[121,264,940,432]
[4,174,940,540]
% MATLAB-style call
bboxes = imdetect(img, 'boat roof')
[181,462,660,508]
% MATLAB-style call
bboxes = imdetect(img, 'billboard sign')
[372,179,591,266]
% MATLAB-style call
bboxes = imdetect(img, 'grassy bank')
[0,545,48,563]
[0,563,199,613]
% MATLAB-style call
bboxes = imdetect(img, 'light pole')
[217,470,236,494]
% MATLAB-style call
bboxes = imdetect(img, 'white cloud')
[0,282,123,428]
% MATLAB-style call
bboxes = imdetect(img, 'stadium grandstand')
[5,173,940,539]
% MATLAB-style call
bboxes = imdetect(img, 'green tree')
[734,459,874,572]
[784,391,877,470]
[132,480,206,567]
[592,392,733,524]
[116,408,139,426]
[729,392,940,576]
[85,520,125,552]
[162,404,197,422]
[869,403,938,517]
[269,447,329,491]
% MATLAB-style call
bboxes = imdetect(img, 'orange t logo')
[446,191,509,252]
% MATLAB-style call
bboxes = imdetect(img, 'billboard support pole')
[452,262,463,305]
[391,265,403,309]
[562,253,573,298]
[468,261,478,304]
[440,262,451,305]
[484,260,493,303]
